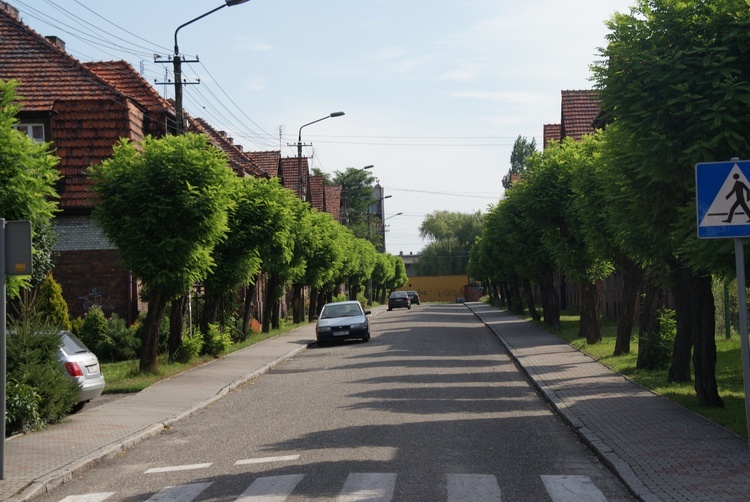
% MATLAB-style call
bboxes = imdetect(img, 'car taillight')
[64,361,83,377]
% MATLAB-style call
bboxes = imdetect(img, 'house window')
[15,123,45,144]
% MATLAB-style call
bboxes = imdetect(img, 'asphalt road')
[35,304,635,501]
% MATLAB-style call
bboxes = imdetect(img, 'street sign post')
[696,159,750,445]
[0,219,33,479]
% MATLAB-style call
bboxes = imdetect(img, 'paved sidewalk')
[466,302,750,502]
[0,322,317,502]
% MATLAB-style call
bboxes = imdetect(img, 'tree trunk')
[242,279,259,336]
[168,295,188,361]
[308,287,319,321]
[140,290,168,373]
[291,283,304,323]
[262,274,278,334]
[272,299,281,329]
[614,258,644,356]
[670,268,723,406]
[636,268,665,369]
[579,281,602,344]
[200,287,222,346]
[669,267,694,383]
[522,278,541,321]
[538,267,561,329]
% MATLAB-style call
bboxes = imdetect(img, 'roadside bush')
[639,309,676,370]
[70,315,84,338]
[7,304,79,432]
[79,305,108,349]
[5,379,42,435]
[36,273,71,331]
[94,314,140,362]
[172,327,204,363]
[204,323,233,357]
[332,293,347,303]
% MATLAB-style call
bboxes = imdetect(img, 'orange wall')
[401,275,469,303]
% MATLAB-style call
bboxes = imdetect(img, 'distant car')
[315,300,371,345]
[388,291,411,311]
[406,290,420,305]
[59,331,105,413]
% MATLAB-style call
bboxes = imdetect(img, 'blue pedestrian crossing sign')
[696,160,750,238]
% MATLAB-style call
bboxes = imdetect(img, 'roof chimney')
[46,36,66,51]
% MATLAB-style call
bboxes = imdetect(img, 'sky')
[14,0,635,255]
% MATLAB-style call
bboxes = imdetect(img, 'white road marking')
[146,482,212,502]
[338,473,396,502]
[236,474,305,502]
[144,463,212,474]
[234,454,301,465]
[447,474,502,501]
[541,475,607,502]
[58,494,115,502]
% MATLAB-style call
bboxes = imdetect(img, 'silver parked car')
[315,300,371,345]
[59,331,105,412]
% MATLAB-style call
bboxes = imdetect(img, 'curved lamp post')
[173,0,250,133]
[296,112,345,201]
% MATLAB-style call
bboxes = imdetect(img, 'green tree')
[502,135,537,190]
[36,273,71,331]
[0,80,61,296]
[417,211,483,276]
[592,0,750,406]
[335,167,377,239]
[89,133,236,373]
[301,209,347,320]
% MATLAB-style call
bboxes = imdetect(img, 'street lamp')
[171,0,250,134]
[296,112,345,201]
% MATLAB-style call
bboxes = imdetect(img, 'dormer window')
[15,123,45,144]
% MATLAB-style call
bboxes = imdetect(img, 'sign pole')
[735,237,750,444]
[1,218,6,479]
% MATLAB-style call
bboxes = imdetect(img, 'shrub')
[7,308,79,432]
[332,293,347,303]
[36,274,71,331]
[640,309,676,370]
[204,323,232,357]
[79,305,108,350]
[172,327,204,363]
[70,315,84,338]
[94,314,140,362]
[6,379,42,435]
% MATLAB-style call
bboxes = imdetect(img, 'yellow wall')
[400,275,469,303]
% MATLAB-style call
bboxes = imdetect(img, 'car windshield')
[390,292,406,298]
[320,304,362,319]
[60,332,90,355]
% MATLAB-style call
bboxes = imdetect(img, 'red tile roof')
[190,117,269,178]
[543,124,562,148]
[324,185,342,221]
[0,3,147,211]
[309,174,325,212]
[279,157,309,200]
[245,150,281,178]
[560,90,601,140]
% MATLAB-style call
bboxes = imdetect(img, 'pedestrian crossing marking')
[57,473,609,502]
[235,454,301,465]
[58,493,114,502]
[338,473,396,502]
[144,463,212,474]
[146,483,212,502]
[447,474,502,501]
[541,475,607,502]
[236,474,305,502]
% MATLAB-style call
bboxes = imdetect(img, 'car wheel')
[362,333,370,342]
[71,401,86,414]
[317,339,328,347]
[408,305,411,310]
[387,307,392,311]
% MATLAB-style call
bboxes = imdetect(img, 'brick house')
[0,2,182,322]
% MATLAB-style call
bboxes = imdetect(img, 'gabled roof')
[560,90,601,140]
[309,174,325,212]
[190,117,269,179]
[543,123,562,148]
[0,2,127,111]
[83,60,173,115]
[245,150,281,178]
[324,185,342,221]
[279,157,308,200]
